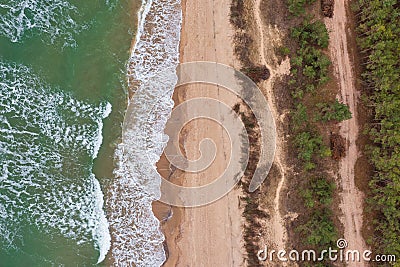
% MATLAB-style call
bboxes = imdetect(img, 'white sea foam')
[93,103,112,159]
[92,175,112,264]
[0,0,82,46]
[0,0,116,46]
[107,0,182,266]
[0,62,111,263]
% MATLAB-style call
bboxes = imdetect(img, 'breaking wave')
[107,0,182,265]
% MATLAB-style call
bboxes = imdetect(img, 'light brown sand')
[161,0,244,266]
[252,0,288,254]
[325,0,368,264]
[245,2,294,265]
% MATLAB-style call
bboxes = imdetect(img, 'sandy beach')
[156,0,245,266]
[154,0,292,265]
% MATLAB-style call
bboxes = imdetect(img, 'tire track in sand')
[324,1,368,265]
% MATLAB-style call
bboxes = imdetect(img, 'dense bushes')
[289,18,351,169]
[284,0,351,260]
[299,176,337,251]
[298,175,337,248]
[292,20,330,48]
[354,0,400,256]
[298,208,337,247]
[295,131,330,170]
[290,20,331,97]
[290,20,332,169]
[301,177,335,208]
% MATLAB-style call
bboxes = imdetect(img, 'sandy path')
[253,0,289,256]
[163,0,244,266]
[325,0,368,263]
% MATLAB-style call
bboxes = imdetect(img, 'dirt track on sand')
[325,1,368,264]
[252,0,292,264]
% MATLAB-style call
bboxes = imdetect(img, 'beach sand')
[154,0,245,266]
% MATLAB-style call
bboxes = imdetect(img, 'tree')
[356,0,400,257]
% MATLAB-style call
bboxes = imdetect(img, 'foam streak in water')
[0,0,82,46]
[0,0,116,46]
[0,62,111,264]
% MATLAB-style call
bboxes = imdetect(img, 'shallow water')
[0,0,137,265]
[107,0,182,265]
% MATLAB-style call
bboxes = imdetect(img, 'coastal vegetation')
[283,0,353,263]
[231,0,271,83]
[288,0,316,16]
[230,0,253,67]
[230,0,353,264]
[314,100,352,122]
[288,13,349,172]
[230,1,273,265]
[231,0,400,264]
[353,0,400,257]
[234,101,269,267]
[299,177,336,247]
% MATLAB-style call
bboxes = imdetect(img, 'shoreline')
[153,90,185,266]
[109,0,182,265]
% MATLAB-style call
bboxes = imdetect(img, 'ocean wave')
[0,62,111,263]
[107,0,182,265]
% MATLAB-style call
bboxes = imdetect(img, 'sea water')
[0,0,138,265]
[0,0,181,265]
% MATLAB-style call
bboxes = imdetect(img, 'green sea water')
[0,0,139,265]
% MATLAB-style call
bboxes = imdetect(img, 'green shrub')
[287,0,317,16]
[292,103,308,130]
[294,131,330,170]
[301,46,331,85]
[315,99,352,122]
[292,20,330,48]
[301,177,335,208]
[291,46,331,87]
[278,46,291,56]
[298,208,337,247]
